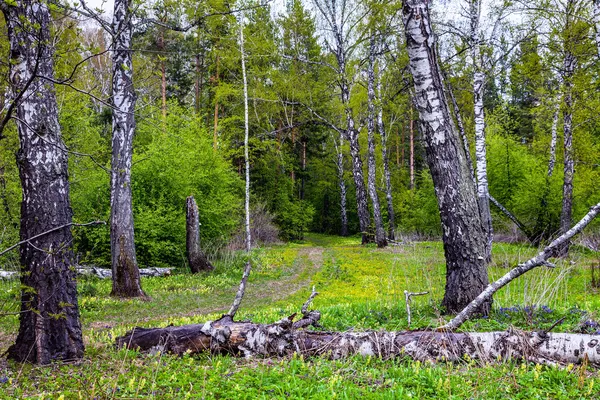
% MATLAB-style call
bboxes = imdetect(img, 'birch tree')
[366,32,387,248]
[109,0,146,298]
[312,0,372,244]
[402,0,490,313]
[1,0,84,363]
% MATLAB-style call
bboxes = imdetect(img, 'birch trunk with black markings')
[470,0,492,262]
[403,0,490,314]
[334,133,349,236]
[366,34,386,248]
[377,81,395,240]
[1,0,84,364]
[186,196,214,273]
[109,0,146,298]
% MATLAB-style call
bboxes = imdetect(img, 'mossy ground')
[0,233,599,398]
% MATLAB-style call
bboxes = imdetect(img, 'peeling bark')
[402,0,490,314]
[366,34,387,248]
[377,81,395,241]
[186,196,214,273]
[334,133,349,236]
[558,51,576,257]
[110,0,146,299]
[116,314,600,367]
[470,0,492,262]
[2,0,84,363]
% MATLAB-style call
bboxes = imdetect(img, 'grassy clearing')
[0,234,599,398]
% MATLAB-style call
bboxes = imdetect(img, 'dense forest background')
[1,0,599,270]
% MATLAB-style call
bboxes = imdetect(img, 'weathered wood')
[116,314,600,367]
[1,267,174,280]
[186,196,214,273]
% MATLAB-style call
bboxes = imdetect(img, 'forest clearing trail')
[83,245,326,333]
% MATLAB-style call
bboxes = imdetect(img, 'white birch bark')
[470,0,493,262]
[547,95,561,178]
[594,0,600,57]
[377,80,395,240]
[334,133,349,236]
[109,0,145,298]
[403,0,490,314]
[366,33,387,248]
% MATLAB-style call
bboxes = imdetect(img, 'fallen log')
[0,267,174,280]
[116,313,600,367]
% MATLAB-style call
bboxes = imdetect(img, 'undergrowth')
[0,233,598,399]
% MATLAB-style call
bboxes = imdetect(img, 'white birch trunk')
[109,0,145,298]
[334,133,349,236]
[594,0,600,58]
[377,80,395,240]
[366,33,387,248]
[403,0,490,314]
[547,95,561,178]
[240,17,251,253]
[470,0,492,262]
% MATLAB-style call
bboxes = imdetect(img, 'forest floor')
[0,233,599,398]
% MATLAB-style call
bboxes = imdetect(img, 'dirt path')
[87,246,326,332]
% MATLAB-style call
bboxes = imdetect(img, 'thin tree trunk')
[378,82,395,241]
[594,0,600,58]
[2,0,84,363]
[160,29,166,121]
[403,0,490,314]
[186,196,214,273]
[558,52,576,257]
[195,53,200,114]
[366,34,387,248]
[409,105,414,190]
[240,18,251,254]
[334,133,349,237]
[116,313,600,366]
[109,0,146,298]
[300,140,306,200]
[547,97,561,178]
[396,123,406,167]
[213,54,220,151]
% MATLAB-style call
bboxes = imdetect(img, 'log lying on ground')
[0,267,173,280]
[116,314,600,366]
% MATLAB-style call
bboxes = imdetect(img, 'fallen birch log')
[0,267,174,280]
[116,314,600,367]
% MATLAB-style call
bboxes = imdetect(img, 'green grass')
[1,233,599,399]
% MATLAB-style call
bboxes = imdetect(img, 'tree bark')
[186,196,214,273]
[334,133,349,237]
[558,51,576,257]
[409,105,414,191]
[213,54,220,151]
[378,81,395,241]
[470,0,492,262]
[366,34,387,248]
[241,18,251,254]
[2,0,84,364]
[403,0,490,314]
[594,0,600,58]
[116,314,600,367]
[110,0,146,298]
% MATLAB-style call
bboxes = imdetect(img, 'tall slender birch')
[470,0,493,262]
[2,0,84,363]
[334,133,349,236]
[377,80,396,240]
[366,33,387,248]
[312,0,371,244]
[403,0,490,314]
[109,0,146,298]
[241,16,251,253]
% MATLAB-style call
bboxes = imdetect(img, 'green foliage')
[2,235,599,398]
